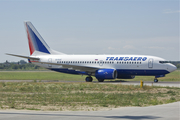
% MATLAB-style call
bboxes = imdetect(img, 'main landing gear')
[97,79,104,82]
[154,78,158,83]
[85,77,105,82]
[85,76,93,82]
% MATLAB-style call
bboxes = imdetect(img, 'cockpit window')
[159,61,171,63]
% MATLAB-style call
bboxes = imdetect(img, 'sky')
[0,0,179,62]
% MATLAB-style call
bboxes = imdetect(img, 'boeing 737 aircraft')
[7,22,177,82]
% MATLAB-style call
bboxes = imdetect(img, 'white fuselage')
[31,54,177,78]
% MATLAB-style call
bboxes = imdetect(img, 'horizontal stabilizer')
[6,53,40,60]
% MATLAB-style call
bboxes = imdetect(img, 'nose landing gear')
[154,75,165,83]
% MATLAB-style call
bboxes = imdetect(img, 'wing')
[36,61,100,73]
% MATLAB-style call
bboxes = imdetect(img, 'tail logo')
[26,22,50,55]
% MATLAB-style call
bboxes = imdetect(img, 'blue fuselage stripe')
[49,68,169,76]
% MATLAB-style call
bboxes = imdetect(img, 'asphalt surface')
[0,102,179,120]
[0,80,179,88]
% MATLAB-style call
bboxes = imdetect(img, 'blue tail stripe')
[32,31,50,54]
[28,25,50,54]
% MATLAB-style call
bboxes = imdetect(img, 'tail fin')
[24,21,65,56]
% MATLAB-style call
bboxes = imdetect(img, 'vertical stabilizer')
[24,21,65,55]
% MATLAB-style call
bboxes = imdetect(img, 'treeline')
[171,62,180,69]
[0,60,46,71]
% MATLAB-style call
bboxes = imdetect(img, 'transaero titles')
[106,57,147,61]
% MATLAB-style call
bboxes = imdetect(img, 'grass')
[0,70,179,82]
[0,71,85,81]
[0,82,179,111]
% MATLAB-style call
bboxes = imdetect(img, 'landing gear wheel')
[85,77,93,82]
[154,79,158,83]
[98,79,104,82]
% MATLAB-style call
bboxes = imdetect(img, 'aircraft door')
[48,58,52,67]
[148,58,153,68]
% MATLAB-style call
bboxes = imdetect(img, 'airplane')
[6,21,177,83]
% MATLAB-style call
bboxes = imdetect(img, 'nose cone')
[167,64,177,72]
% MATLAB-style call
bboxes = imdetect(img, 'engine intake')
[95,69,117,79]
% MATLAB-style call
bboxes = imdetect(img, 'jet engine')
[95,69,117,79]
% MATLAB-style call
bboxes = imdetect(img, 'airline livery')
[7,22,177,82]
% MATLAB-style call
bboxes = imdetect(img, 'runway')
[0,102,179,120]
[0,80,179,87]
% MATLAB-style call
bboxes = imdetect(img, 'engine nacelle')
[117,75,135,79]
[95,69,117,79]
